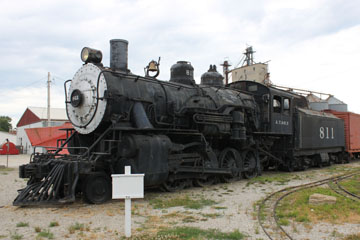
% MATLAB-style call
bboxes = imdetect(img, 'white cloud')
[0,85,65,127]
[268,25,360,112]
[1,0,360,125]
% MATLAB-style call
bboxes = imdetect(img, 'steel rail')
[258,170,360,240]
[335,174,360,200]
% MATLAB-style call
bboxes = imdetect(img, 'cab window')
[273,96,282,113]
[284,98,290,115]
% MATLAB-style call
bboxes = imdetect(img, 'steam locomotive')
[13,39,346,206]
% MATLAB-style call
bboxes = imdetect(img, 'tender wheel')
[193,175,216,187]
[82,172,111,204]
[299,157,309,171]
[219,148,242,183]
[242,150,258,179]
[161,179,186,192]
[314,155,323,168]
[343,152,351,163]
[284,157,294,172]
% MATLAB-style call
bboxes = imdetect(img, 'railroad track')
[257,171,360,240]
[328,175,360,202]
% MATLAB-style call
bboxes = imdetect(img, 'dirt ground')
[0,154,359,240]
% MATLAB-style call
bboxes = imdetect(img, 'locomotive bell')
[169,61,195,85]
[148,61,158,71]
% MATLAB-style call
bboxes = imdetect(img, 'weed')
[246,172,293,186]
[34,227,41,233]
[343,233,360,240]
[16,222,29,227]
[295,215,309,222]
[331,229,343,238]
[162,211,180,218]
[157,226,246,239]
[339,175,360,196]
[213,206,227,210]
[68,222,85,234]
[201,213,222,218]
[150,195,216,209]
[37,229,54,239]
[0,167,14,172]
[182,216,197,223]
[277,186,360,224]
[0,235,6,239]
[49,221,59,227]
[278,218,290,226]
[286,211,299,218]
[10,231,23,240]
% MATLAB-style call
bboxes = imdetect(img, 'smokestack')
[110,39,128,71]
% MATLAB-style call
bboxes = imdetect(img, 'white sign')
[112,168,144,198]
[111,166,145,238]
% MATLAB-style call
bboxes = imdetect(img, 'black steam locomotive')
[13,39,345,206]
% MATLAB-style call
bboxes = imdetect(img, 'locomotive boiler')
[14,39,262,206]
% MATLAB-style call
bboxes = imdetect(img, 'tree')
[0,116,12,132]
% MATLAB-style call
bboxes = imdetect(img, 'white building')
[16,107,68,154]
[0,131,16,144]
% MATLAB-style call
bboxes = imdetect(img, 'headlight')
[81,47,103,64]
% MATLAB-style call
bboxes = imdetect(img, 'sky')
[1,0,360,127]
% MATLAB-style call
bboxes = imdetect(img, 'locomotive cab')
[228,81,307,135]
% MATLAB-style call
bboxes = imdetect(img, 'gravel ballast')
[1,154,359,239]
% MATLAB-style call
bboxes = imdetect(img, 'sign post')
[112,166,144,238]
[6,139,9,168]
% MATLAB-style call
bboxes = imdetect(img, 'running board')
[177,166,231,174]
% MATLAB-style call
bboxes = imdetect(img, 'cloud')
[0,85,65,127]
[1,0,360,125]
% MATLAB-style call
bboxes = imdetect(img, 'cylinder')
[110,39,128,71]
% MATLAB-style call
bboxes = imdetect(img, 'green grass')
[150,195,217,209]
[49,221,59,227]
[68,222,85,234]
[0,167,14,172]
[246,172,300,186]
[343,233,360,240]
[323,165,360,174]
[276,187,360,224]
[201,213,222,218]
[213,206,227,210]
[10,231,23,240]
[157,226,246,240]
[277,218,290,226]
[0,235,6,239]
[182,216,197,223]
[37,229,54,239]
[16,222,29,227]
[339,175,360,196]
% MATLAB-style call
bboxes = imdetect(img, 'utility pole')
[47,72,51,127]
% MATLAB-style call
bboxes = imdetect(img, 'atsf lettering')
[275,120,289,126]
